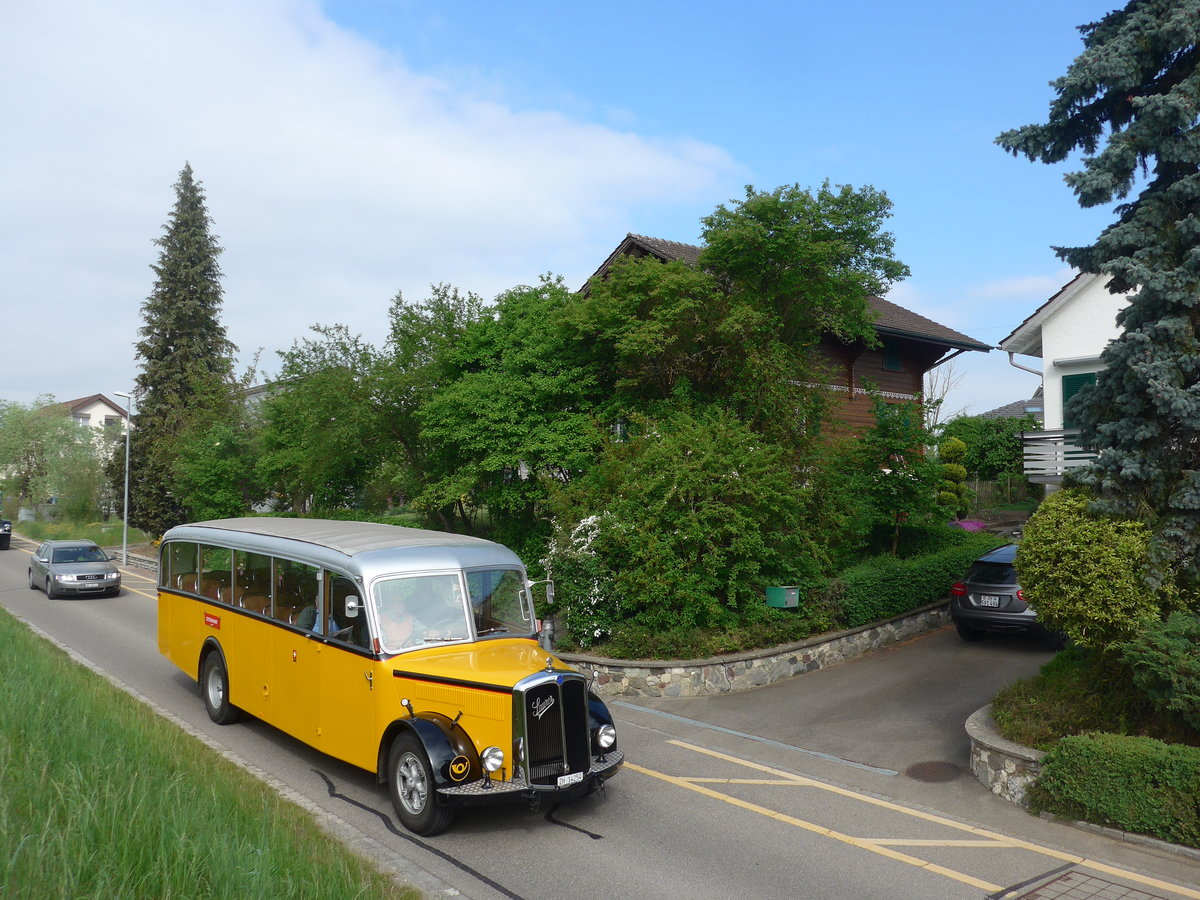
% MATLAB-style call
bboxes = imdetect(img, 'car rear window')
[965,561,1017,584]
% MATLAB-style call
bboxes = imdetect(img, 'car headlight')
[481,746,505,773]
[595,724,617,750]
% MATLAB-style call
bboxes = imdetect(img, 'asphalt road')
[2,536,1197,900]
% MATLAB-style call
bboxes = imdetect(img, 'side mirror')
[343,595,360,618]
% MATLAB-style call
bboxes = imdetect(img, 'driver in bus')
[379,595,428,648]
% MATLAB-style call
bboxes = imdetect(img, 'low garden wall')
[558,600,951,698]
[966,704,1044,807]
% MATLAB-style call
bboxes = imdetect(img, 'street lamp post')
[113,391,132,565]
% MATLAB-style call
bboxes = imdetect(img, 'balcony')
[1021,429,1096,483]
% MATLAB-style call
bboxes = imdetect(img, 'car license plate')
[978,595,1001,608]
[557,771,584,788]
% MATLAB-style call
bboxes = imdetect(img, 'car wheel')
[388,733,455,836]
[45,576,58,600]
[1047,630,1068,651]
[955,623,986,642]
[201,652,242,725]
[28,569,38,592]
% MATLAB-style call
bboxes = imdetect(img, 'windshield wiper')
[477,627,509,636]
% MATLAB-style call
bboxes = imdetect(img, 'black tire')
[45,576,58,600]
[1047,630,1068,651]
[28,569,37,592]
[955,622,986,642]
[387,732,455,836]
[201,652,242,725]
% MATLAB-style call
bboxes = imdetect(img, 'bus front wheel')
[201,652,242,725]
[387,733,454,836]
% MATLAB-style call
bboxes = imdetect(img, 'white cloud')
[0,0,740,404]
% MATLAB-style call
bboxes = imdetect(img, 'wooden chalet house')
[586,234,991,435]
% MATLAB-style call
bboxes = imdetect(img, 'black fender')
[198,636,226,682]
[378,713,481,789]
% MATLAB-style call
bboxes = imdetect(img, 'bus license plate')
[557,771,584,788]
[978,595,1001,608]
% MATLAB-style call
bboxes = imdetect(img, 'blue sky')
[2,0,1122,416]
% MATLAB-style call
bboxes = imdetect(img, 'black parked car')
[950,543,1064,647]
[0,519,11,550]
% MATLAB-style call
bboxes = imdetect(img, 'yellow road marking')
[626,760,1003,893]
[629,740,1200,899]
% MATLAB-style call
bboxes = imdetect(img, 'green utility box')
[765,585,800,608]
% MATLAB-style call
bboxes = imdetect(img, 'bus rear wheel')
[201,652,242,725]
[388,733,454,836]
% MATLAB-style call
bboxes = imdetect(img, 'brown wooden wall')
[811,336,943,437]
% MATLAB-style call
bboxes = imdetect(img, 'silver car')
[28,539,122,598]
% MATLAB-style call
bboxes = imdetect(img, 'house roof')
[586,233,991,353]
[998,271,1106,358]
[57,394,128,419]
[979,387,1044,421]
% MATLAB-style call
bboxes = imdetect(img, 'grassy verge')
[0,609,417,900]
[14,519,149,549]
[991,646,1200,751]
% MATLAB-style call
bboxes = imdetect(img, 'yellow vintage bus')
[157,518,621,835]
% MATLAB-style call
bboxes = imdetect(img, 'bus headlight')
[595,724,617,750]
[481,746,505,772]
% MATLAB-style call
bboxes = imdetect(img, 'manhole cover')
[904,761,964,782]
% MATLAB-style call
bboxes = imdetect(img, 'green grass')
[991,645,1200,751]
[13,519,149,549]
[0,609,418,900]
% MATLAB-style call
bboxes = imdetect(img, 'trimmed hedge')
[1029,733,1200,849]
[828,531,1004,627]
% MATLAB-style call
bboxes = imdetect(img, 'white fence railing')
[1021,429,1096,482]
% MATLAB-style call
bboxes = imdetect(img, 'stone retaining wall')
[966,704,1044,807]
[558,601,951,698]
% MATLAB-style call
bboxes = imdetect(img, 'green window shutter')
[1061,372,1097,429]
[882,340,902,372]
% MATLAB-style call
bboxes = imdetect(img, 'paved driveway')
[622,624,1056,788]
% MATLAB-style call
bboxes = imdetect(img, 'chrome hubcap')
[396,752,428,814]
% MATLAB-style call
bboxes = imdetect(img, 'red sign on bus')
[204,612,221,629]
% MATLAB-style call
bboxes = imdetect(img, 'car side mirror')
[343,595,360,618]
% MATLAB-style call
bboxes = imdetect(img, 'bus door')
[269,559,322,743]
[315,573,378,771]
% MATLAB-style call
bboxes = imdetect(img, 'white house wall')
[1039,279,1129,429]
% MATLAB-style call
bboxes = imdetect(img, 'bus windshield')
[466,568,533,637]
[373,573,470,653]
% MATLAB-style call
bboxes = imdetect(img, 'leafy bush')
[1016,487,1183,649]
[1029,733,1200,849]
[991,645,1200,750]
[1120,611,1200,731]
[545,409,827,648]
[829,531,1003,627]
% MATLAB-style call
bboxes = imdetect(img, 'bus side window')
[277,559,319,627]
[325,572,367,648]
[166,542,198,594]
[235,550,273,615]
[199,545,233,603]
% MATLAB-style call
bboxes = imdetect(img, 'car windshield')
[52,546,107,564]
[372,573,470,654]
[466,568,533,636]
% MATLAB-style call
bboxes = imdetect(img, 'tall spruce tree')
[128,163,237,537]
[998,0,1200,586]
